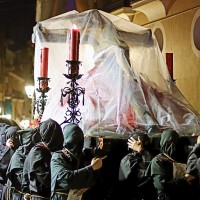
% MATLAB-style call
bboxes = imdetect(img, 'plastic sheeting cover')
[32,9,200,138]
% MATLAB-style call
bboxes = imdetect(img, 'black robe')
[0,125,20,200]
[6,128,40,200]
[51,124,96,200]
[150,129,195,200]
[118,149,155,200]
[22,144,52,198]
[186,143,200,199]
[186,143,200,177]
[0,123,10,145]
[0,145,15,199]
[21,118,64,200]
[51,151,95,200]
[117,131,156,200]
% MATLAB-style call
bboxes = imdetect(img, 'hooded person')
[0,125,20,200]
[0,123,10,146]
[119,131,153,180]
[6,128,41,200]
[51,123,106,200]
[21,118,64,200]
[149,129,195,200]
[118,131,156,200]
[185,135,200,200]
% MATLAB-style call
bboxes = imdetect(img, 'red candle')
[40,48,49,77]
[166,53,173,80]
[69,25,80,61]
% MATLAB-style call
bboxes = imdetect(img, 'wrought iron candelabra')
[60,60,85,125]
[34,77,50,122]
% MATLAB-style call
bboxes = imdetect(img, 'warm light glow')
[0,114,11,119]
[0,107,1,114]
[20,119,30,128]
[25,85,35,98]
[72,24,78,29]
[80,44,95,72]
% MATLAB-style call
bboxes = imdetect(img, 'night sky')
[0,0,36,51]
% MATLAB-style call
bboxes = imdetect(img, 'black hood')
[6,126,21,150]
[0,125,21,150]
[0,123,10,145]
[16,128,40,154]
[5,126,20,140]
[160,129,179,159]
[38,118,64,152]
[63,123,84,158]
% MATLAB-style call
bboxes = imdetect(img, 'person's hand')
[23,193,31,200]
[76,188,89,195]
[127,137,143,153]
[98,138,103,150]
[185,173,196,184]
[91,156,107,170]
[197,135,200,144]
[6,138,14,149]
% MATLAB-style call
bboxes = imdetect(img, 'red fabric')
[166,53,173,80]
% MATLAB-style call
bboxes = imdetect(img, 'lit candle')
[166,53,173,80]
[69,25,80,61]
[40,48,49,78]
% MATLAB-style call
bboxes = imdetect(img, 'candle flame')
[72,24,78,30]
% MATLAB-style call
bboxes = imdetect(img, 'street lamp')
[25,85,35,99]
[25,85,35,120]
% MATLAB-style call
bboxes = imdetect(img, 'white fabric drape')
[32,9,200,137]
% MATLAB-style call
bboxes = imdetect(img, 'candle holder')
[34,77,51,122]
[60,60,85,125]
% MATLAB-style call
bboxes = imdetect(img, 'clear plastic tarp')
[32,9,200,138]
